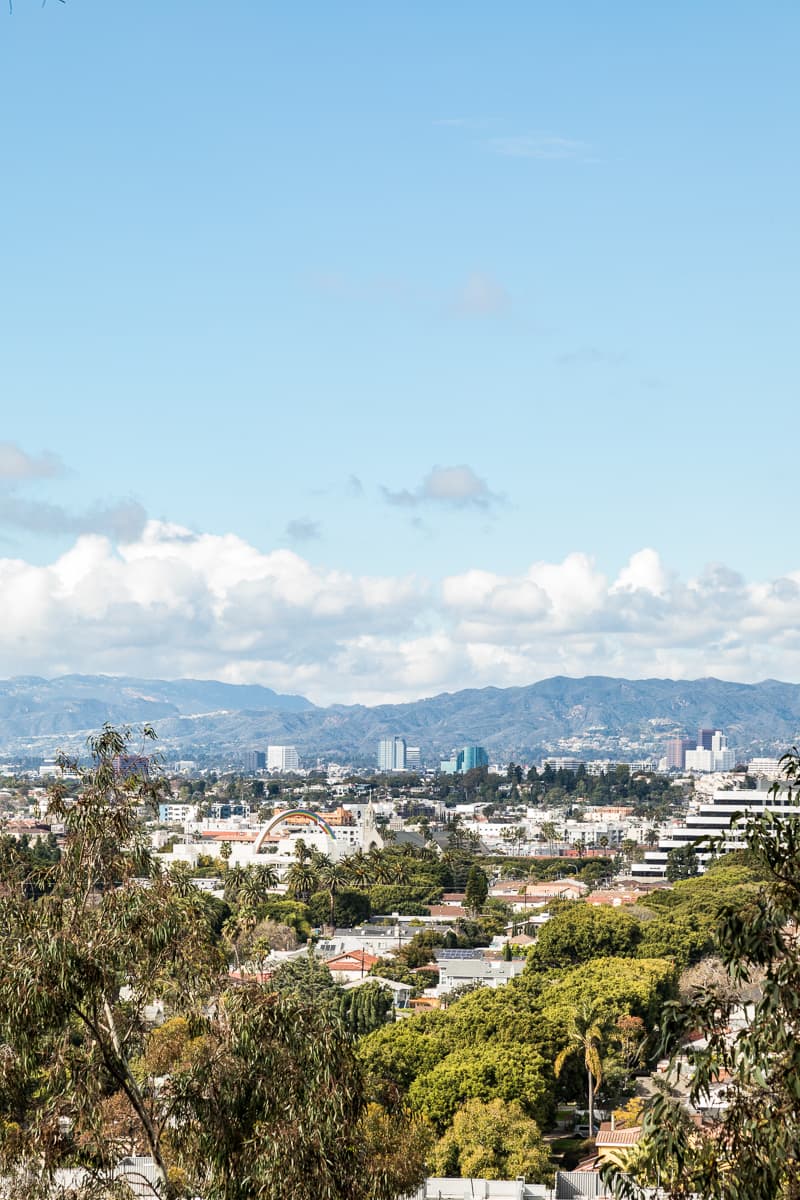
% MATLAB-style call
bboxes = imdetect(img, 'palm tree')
[222,864,247,904]
[598,834,610,852]
[309,848,328,870]
[540,821,558,856]
[317,860,349,928]
[621,838,638,866]
[293,837,311,864]
[240,862,279,908]
[388,857,411,885]
[447,815,467,851]
[554,1004,605,1137]
[222,914,244,972]
[345,850,371,889]
[368,847,392,884]
[285,860,318,903]
[645,826,659,848]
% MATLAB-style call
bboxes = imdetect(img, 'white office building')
[684,730,736,773]
[378,736,407,772]
[631,782,788,880]
[158,803,200,824]
[267,745,300,772]
[748,757,784,781]
[541,757,586,773]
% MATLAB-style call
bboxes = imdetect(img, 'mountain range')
[1,674,799,765]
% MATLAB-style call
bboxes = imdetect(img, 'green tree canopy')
[308,886,371,929]
[530,903,643,969]
[408,1042,553,1131]
[430,1098,552,1182]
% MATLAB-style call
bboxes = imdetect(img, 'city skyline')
[2,3,799,702]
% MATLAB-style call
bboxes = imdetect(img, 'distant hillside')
[0,675,313,743]
[0,674,799,764]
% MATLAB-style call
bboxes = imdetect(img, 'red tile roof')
[325,950,380,972]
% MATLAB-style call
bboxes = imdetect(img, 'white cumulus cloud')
[2,528,800,703]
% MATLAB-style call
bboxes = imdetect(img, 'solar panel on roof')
[434,948,484,960]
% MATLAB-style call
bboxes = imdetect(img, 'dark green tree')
[464,864,489,915]
[665,844,700,881]
[308,886,370,929]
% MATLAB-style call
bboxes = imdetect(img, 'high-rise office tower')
[440,745,489,773]
[244,750,266,772]
[267,745,300,772]
[378,737,407,771]
[685,730,735,773]
[460,745,489,771]
[665,737,694,771]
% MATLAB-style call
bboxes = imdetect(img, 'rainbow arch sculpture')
[252,808,336,854]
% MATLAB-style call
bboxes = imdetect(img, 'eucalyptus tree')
[0,726,428,1200]
[0,725,224,1198]
[168,984,369,1200]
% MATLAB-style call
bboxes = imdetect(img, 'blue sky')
[1,2,799,702]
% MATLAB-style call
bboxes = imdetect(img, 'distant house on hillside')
[435,954,525,996]
[323,949,380,983]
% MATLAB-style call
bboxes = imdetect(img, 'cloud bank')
[2,523,800,705]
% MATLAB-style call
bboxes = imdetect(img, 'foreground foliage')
[605,753,800,1200]
[0,726,426,1200]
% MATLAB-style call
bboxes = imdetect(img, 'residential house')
[324,949,380,983]
[435,954,526,996]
